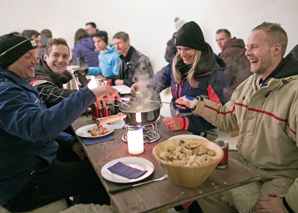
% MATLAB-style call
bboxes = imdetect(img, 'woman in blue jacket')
[88,31,121,79]
[131,21,230,141]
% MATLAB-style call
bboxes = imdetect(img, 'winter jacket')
[29,57,77,108]
[88,44,121,77]
[0,69,96,204]
[71,37,99,67]
[219,37,252,96]
[110,46,154,87]
[192,45,298,209]
[150,54,229,135]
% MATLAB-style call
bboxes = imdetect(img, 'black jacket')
[29,57,77,108]
[110,46,154,87]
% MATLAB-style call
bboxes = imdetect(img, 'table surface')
[72,114,260,213]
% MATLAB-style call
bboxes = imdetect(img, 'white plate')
[168,134,207,140]
[75,124,114,138]
[101,157,154,183]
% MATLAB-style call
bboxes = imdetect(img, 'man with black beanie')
[0,33,119,211]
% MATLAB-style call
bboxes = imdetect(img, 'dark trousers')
[5,148,109,212]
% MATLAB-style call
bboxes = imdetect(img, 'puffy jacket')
[88,44,121,77]
[71,37,99,67]
[0,69,96,204]
[192,45,298,208]
[150,54,229,135]
[29,57,77,108]
[110,46,154,87]
[219,37,252,96]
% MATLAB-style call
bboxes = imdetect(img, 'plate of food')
[75,124,114,138]
[101,157,154,183]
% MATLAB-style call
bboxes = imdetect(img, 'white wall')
[1,0,298,73]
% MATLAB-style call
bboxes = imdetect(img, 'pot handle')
[96,113,126,126]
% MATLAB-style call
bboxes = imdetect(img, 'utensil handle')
[96,113,126,125]
[108,185,133,194]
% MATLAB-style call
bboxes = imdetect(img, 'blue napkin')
[108,161,147,179]
[81,135,114,146]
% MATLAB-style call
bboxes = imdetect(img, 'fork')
[108,174,168,194]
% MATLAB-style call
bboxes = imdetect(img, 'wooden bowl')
[152,138,224,188]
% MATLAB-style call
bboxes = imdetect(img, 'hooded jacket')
[71,37,99,67]
[219,38,252,96]
[151,54,229,135]
[192,45,298,210]
[88,44,121,77]
[0,69,96,204]
[29,57,77,108]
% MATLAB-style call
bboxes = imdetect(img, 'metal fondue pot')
[97,101,161,126]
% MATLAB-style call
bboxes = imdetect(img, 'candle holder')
[127,129,144,155]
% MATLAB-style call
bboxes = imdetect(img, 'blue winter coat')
[88,44,121,77]
[151,55,230,135]
[72,37,99,67]
[0,69,96,204]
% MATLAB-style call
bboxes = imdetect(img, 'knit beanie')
[174,17,186,31]
[0,33,37,68]
[92,31,108,44]
[175,21,206,51]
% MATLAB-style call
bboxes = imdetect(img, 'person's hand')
[175,96,198,109]
[115,79,124,85]
[95,75,106,81]
[91,84,120,109]
[130,81,147,95]
[162,117,182,131]
[72,142,86,160]
[252,193,284,213]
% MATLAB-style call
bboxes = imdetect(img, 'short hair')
[113,31,130,42]
[40,29,52,38]
[74,28,89,43]
[45,38,69,56]
[21,30,40,39]
[253,22,288,57]
[216,29,231,39]
[85,22,97,29]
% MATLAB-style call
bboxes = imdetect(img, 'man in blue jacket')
[0,33,119,212]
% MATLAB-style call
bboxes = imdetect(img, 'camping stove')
[122,121,160,143]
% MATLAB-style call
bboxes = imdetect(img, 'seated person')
[87,31,121,81]
[22,29,42,52]
[111,31,154,87]
[71,28,99,67]
[131,21,230,141]
[216,29,251,96]
[30,38,88,108]
[0,33,120,212]
[39,29,52,58]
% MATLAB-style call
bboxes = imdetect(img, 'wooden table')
[72,115,260,213]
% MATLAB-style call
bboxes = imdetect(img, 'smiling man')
[30,38,80,107]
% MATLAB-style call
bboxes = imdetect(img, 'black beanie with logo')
[175,21,206,51]
[92,31,108,44]
[0,33,37,68]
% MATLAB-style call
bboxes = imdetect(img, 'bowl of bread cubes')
[153,138,224,188]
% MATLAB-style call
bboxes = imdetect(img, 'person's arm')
[111,55,121,76]
[35,81,77,107]
[88,66,102,76]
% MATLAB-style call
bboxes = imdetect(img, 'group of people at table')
[0,19,297,213]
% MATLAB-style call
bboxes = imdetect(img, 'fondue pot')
[97,101,161,126]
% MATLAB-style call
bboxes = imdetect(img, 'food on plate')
[89,124,108,136]
[158,140,216,166]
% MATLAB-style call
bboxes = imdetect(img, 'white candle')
[127,129,144,155]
